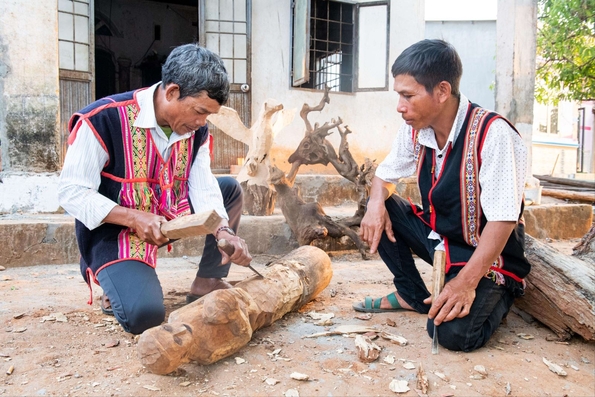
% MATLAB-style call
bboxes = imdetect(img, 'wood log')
[513,235,595,341]
[160,210,222,239]
[137,245,332,374]
[534,174,595,189]
[541,188,595,203]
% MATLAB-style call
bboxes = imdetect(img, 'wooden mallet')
[160,210,222,240]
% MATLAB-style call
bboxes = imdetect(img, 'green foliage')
[535,0,595,104]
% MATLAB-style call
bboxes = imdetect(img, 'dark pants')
[97,177,243,334]
[379,195,515,352]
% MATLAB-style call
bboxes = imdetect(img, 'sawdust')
[0,240,594,397]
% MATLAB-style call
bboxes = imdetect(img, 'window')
[292,0,389,93]
[58,0,91,72]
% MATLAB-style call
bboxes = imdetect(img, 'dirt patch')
[0,241,594,397]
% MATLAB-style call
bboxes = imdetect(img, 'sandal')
[352,293,404,313]
[100,294,114,316]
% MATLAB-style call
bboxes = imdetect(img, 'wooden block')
[160,210,222,240]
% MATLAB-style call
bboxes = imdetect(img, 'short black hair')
[391,39,462,97]
[161,43,230,105]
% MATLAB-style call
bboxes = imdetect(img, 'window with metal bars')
[292,0,390,93]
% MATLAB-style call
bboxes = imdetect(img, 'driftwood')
[137,245,332,374]
[207,101,295,215]
[542,188,595,203]
[514,234,595,341]
[286,86,377,227]
[269,165,368,259]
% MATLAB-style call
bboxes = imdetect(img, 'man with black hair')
[354,39,530,352]
[59,44,252,334]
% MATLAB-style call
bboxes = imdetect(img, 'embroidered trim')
[460,107,487,247]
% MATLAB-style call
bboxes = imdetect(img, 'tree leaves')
[535,0,595,104]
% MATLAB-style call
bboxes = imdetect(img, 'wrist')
[214,225,235,241]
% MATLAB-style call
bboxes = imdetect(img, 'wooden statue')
[269,165,368,259]
[137,245,332,374]
[514,234,595,341]
[207,100,295,215]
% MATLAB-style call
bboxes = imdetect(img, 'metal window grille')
[303,1,354,92]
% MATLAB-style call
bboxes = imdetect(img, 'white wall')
[251,0,425,174]
[425,20,496,110]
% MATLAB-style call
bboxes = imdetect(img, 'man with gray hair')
[59,44,252,334]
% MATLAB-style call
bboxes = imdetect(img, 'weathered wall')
[251,0,425,175]
[0,0,60,173]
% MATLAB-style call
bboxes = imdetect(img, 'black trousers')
[97,177,243,334]
[379,194,515,352]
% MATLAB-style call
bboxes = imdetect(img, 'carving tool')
[431,246,446,354]
[217,238,264,278]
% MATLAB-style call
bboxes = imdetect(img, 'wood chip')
[290,372,309,381]
[473,365,487,376]
[542,357,567,376]
[416,364,429,394]
[179,381,191,387]
[105,340,119,348]
[505,382,512,395]
[0,266,5,271]
[355,313,372,321]
[2,276,12,281]
[389,379,410,393]
[284,389,299,397]
[235,357,246,365]
[379,331,408,346]
[434,371,449,382]
[265,378,279,385]
[12,327,27,333]
[403,362,415,370]
[53,313,68,322]
[469,374,485,380]
[303,324,377,338]
[6,365,14,375]
[143,385,161,391]
[384,355,396,365]
[581,357,591,364]
[386,318,396,327]
[12,313,25,319]
[355,335,381,363]
[571,364,579,371]
[517,333,534,340]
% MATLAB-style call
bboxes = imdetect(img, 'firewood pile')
[535,174,595,203]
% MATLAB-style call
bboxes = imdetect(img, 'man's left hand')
[424,276,476,325]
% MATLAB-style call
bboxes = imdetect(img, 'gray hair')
[161,43,230,104]
[391,39,462,97]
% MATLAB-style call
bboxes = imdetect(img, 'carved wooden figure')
[207,100,295,215]
[269,165,368,259]
[137,245,332,374]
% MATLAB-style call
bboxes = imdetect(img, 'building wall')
[0,0,60,173]
[251,0,425,175]
[425,20,496,110]
[0,0,62,213]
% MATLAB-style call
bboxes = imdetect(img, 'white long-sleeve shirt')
[375,94,527,222]
[58,83,228,230]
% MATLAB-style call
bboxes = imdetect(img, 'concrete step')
[1,202,592,268]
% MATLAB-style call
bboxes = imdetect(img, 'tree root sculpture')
[137,245,332,374]
[269,165,368,259]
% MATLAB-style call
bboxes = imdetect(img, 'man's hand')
[103,206,169,246]
[217,233,252,266]
[358,200,396,254]
[424,275,476,326]
[130,211,169,246]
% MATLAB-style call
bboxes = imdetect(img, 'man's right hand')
[104,206,169,246]
[358,200,396,254]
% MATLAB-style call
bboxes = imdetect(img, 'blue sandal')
[352,293,403,313]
